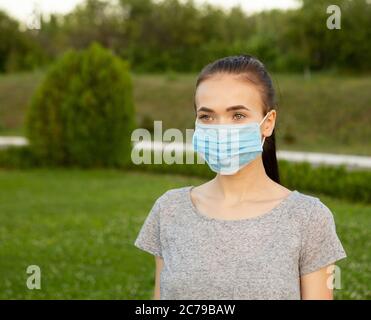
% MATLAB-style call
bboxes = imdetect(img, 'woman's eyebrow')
[197,107,215,113]
[197,105,251,113]
[226,105,251,112]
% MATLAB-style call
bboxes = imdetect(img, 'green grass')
[0,71,370,155]
[0,168,369,299]
[0,71,44,137]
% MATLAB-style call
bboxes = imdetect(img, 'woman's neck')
[211,156,273,204]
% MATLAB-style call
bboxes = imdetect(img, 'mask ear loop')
[259,111,271,148]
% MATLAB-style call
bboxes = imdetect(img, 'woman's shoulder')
[292,190,320,206]
[152,185,192,210]
[290,190,336,225]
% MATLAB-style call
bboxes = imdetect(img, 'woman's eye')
[233,113,246,120]
[198,114,212,121]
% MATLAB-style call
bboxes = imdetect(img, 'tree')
[25,43,136,167]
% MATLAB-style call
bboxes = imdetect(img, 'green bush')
[124,151,371,204]
[278,160,371,203]
[0,146,40,169]
[1,146,370,203]
[25,42,136,167]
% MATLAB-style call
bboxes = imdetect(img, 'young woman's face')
[194,73,266,125]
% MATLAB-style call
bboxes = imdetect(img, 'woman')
[134,55,347,300]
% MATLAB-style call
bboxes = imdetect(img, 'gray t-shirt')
[134,186,347,300]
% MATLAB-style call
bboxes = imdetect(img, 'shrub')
[1,146,370,203]
[0,146,40,169]
[124,151,371,204]
[25,42,136,167]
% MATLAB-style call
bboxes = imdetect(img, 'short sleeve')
[134,197,163,257]
[299,199,347,276]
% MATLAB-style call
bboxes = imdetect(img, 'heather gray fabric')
[134,186,347,300]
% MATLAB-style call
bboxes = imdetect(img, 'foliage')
[25,43,136,167]
[1,145,370,203]
[1,0,370,73]
[0,11,46,72]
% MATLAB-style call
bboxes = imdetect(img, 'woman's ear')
[263,109,276,137]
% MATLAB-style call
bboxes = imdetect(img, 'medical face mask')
[192,112,270,175]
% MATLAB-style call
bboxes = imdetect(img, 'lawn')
[0,168,369,299]
[0,71,370,156]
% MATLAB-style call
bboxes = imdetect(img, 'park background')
[0,0,370,299]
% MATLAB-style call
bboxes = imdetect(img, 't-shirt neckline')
[186,185,298,223]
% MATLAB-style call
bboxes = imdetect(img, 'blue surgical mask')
[192,112,270,175]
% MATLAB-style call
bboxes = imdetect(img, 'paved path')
[1,136,370,169]
[133,141,371,170]
[0,136,28,148]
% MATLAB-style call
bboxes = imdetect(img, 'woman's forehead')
[195,75,263,113]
